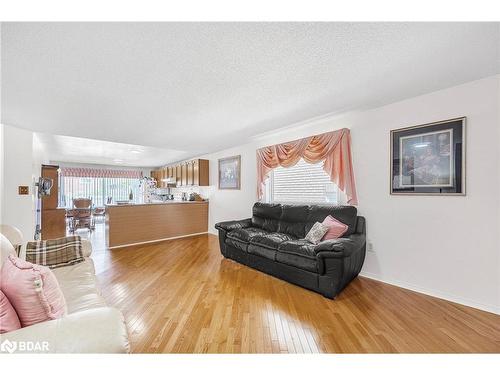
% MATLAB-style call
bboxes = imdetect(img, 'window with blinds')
[266,158,338,204]
[58,176,142,208]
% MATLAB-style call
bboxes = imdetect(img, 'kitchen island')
[105,201,209,248]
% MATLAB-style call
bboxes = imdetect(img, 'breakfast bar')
[105,201,209,248]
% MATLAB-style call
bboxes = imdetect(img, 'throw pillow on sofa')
[0,290,21,333]
[321,215,348,240]
[26,235,84,269]
[304,222,329,245]
[1,254,67,327]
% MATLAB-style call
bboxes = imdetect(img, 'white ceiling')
[2,22,499,165]
[33,132,189,167]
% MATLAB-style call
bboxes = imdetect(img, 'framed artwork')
[218,155,241,190]
[390,117,466,195]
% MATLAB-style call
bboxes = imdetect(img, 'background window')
[58,176,141,208]
[265,158,339,204]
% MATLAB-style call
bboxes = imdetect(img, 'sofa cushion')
[249,232,295,250]
[247,232,295,260]
[278,204,309,238]
[52,258,107,314]
[226,227,268,252]
[305,205,357,236]
[0,290,21,333]
[251,202,282,232]
[276,240,319,273]
[227,227,268,243]
[247,244,276,260]
[1,254,67,327]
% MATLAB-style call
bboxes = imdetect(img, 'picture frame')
[218,155,241,190]
[390,117,466,196]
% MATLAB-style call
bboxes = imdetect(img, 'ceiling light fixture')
[131,150,142,154]
[114,159,124,163]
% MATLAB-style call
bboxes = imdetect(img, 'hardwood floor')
[93,233,500,353]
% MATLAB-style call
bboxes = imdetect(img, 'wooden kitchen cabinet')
[153,159,209,187]
[187,161,194,185]
[192,159,200,186]
[197,159,209,186]
[181,163,188,186]
[176,165,182,185]
[161,168,167,187]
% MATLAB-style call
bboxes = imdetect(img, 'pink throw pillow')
[1,255,67,327]
[0,290,21,333]
[321,215,348,240]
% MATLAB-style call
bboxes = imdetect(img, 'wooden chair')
[72,198,95,232]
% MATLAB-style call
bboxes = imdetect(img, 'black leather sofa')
[215,202,366,299]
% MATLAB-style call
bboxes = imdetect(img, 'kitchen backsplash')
[170,185,214,200]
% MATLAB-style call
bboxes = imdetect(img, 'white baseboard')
[359,270,499,315]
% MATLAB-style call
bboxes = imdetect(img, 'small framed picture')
[218,155,241,190]
[390,117,466,195]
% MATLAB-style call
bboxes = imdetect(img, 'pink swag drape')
[256,128,358,205]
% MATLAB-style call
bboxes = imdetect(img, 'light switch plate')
[18,186,29,195]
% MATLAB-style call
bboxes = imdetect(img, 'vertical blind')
[58,168,143,208]
[267,158,338,204]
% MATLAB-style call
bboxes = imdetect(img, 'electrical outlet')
[367,241,375,252]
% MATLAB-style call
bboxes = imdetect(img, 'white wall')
[0,24,3,225]
[0,124,4,225]
[200,75,500,314]
[1,125,38,241]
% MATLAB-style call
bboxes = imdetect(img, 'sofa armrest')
[82,239,92,257]
[215,218,252,232]
[0,307,129,353]
[315,234,366,258]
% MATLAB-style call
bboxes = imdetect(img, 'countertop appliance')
[154,187,174,202]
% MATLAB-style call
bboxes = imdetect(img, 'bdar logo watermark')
[1,339,49,353]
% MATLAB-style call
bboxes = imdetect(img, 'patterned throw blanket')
[26,236,85,269]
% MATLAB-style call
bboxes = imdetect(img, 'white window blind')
[266,158,338,204]
[58,176,142,208]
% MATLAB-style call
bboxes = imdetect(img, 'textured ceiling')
[34,132,189,167]
[2,22,499,164]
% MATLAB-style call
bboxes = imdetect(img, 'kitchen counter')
[105,200,208,248]
[105,200,207,207]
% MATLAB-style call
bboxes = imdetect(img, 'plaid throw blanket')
[26,236,85,269]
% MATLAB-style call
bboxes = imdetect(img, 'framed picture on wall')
[390,117,466,195]
[218,155,241,190]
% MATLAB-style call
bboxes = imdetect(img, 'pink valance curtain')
[256,128,358,205]
[61,167,143,179]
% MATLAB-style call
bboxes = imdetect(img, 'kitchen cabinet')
[176,165,182,185]
[187,161,194,185]
[153,159,209,187]
[163,167,168,186]
[196,159,209,186]
[181,163,188,186]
